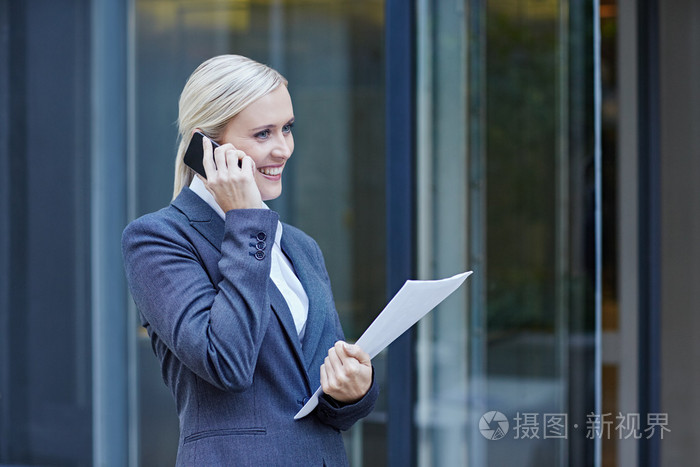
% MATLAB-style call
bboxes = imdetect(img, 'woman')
[122,55,378,466]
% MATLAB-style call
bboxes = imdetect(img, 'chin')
[261,190,282,202]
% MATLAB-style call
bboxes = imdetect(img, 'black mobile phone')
[184,131,219,179]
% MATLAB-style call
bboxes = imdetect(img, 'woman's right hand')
[200,135,263,211]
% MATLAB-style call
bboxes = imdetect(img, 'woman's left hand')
[320,341,372,404]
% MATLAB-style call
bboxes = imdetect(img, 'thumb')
[343,342,371,364]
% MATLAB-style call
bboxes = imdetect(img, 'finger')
[218,142,235,150]
[341,342,371,365]
[213,144,232,173]
[333,341,354,363]
[239,154,256,174]
[322,359,339,391]
[320,364,328,390]
[201,136,216,178]
[333,340,352,361]
[226,148,240,171]
[327,347,344,377]
[225,149,243,173]
[333,342,353,365]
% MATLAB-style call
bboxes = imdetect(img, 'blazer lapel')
[268,282,310,389]
[280,231,327,371]
[172,187,225,253]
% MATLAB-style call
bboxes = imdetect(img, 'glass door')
[129,1,386,465]
[415,0,599,465]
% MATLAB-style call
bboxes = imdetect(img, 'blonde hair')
[172,55,287,199]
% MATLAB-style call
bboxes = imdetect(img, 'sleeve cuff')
[316,366,379,431]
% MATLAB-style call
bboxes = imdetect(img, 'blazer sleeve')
[315,371,380,431]
[307,238,380,430]
[122,208,279,392]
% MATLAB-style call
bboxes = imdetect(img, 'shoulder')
[281,222,322,253]
[123,187,206,245]
[121,204,203,267]
[281,222,314,244]
[123,205,187,243]
[281,222,331,273]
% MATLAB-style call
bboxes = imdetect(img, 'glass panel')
[416,0,597,465]
[131,1,386,465]
[599,1,619,464]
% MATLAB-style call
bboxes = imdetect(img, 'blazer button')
[254,250,265,261]
[255,241,266,251]
[256,232,267,242]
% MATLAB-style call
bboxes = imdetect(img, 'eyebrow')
[250,117,295,133]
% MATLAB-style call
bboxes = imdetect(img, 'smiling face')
[219,85,295,201]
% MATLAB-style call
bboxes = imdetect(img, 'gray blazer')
[122,187,378,466]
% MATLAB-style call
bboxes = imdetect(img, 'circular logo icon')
[479,411,509,440]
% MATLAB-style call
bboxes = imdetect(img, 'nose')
[272,133,293,160]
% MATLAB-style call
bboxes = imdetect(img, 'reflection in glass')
[416,0,597,465]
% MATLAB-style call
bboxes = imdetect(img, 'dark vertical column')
[637,0,661,465]
[0,0,29,458]
[91,0,129,465]
[1,0,94,464]
[567,1,597,464]
[385,0,416,466]
[0,1,6,457]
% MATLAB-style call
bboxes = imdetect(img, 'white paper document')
[294,271,472,420]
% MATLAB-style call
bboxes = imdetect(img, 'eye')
[254,129,271,139]
[283,122,294,134]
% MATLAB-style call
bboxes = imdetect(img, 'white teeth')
[259,166,282,176]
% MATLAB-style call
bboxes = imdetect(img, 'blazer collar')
[171,187,225,253]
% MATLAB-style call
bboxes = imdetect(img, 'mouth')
[258,166,283,178]
[258,165,283,178]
